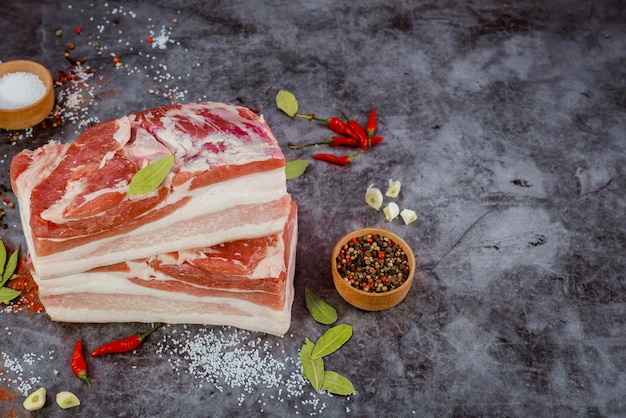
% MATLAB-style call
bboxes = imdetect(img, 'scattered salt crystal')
[0,72,46,109]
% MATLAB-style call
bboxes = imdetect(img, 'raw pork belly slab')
[33,202,298,336]
[11,102,291,279]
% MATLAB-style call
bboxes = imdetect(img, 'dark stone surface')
[1,1,625,416]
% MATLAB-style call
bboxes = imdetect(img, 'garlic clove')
[385,179,401,198]
[383,202,400,221]
[365,185,384,210]
[400,209,418,225]
[23,387,46,411]
[56,391,80,409]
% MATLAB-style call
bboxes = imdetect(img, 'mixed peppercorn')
[336,234,410,293]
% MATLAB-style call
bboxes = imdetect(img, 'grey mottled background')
[1,0,625,416]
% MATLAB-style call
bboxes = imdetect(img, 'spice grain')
[336,234,410,292]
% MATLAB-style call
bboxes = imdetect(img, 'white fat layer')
[41,305,291,336]
[99,117,132,169]
[34,215,297,336]
[112,116,132,146]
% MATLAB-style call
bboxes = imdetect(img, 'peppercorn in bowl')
[0,60,55,130]
[331,227,415,311]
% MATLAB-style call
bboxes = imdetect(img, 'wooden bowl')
[331,227,416,311]
[0,60,55,130]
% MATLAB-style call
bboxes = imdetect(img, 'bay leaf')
[285,160,309,180]
[321,370,356,395]
[305,288,337,325]
[276,90,299,117]
[128,154,175,196]
[300,337,324,392]
[311,324,352,359]
[1,249,19,285]
[0,287,21,304]
[0,240,6,278]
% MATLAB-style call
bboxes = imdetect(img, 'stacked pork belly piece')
[11,102,297,336]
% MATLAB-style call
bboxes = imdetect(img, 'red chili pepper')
[71,340,91,388]
[340,111,368,149]
[348,120,368,149]
[288,136,359,150]
[90,323,161,357]
[365,109,377,140]
[311,116,356,138]
[370,136,384,146]
[313,150,362,166]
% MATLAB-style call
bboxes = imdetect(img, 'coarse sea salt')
[156,326,329,415]
[0,72,46,109]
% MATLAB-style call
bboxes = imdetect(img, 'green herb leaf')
[285,160,309,180]
[321,370,356,395]
[0,240,6,278]
[1,249,19,285]
[305,288,337,325]
[300,338,324,392]
[276,90,299,117]
[128,154,175,196]
[0,287,21,304]
[311,324,352,359]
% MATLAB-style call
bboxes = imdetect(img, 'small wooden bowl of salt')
[0,60,55,130]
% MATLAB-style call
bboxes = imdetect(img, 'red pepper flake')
[2,244,45,314]
[54,113,61,120]
[113,56,121,64]
[75,27,82,35]
[68,42,75,50]
[146,36,154,43]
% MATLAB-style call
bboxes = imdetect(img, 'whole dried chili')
[313,150,362,166]
[90,323,161,357]
[71,340,91,388]
[288,136,359,150]
[365,109,377,141]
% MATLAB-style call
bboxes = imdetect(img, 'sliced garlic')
[385,179,401,198]
[56,391,80,409]
[400,209,418,225]
[365,185,383,210]
[23,387,46,411]
[383,202,400,221]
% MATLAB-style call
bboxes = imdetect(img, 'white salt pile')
[0,72,46,109]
